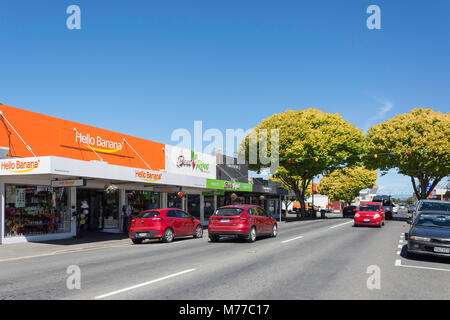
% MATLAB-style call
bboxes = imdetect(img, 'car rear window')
[358,205,380,212]
[214,208,244,216]
[135,211,160,219]
[418,202,450,212]
[415,213,450,229]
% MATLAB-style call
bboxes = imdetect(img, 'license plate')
[364,219,370,222]
[138,233,148,237]
[434,247,450,254]
[221,219,230,223]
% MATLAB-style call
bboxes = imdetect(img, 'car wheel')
[162,228,174,243]
[209,235,220,242]
[247,226,257,242]
[271,224,278,237]
[132,239,143,245]
[193,225,203,238]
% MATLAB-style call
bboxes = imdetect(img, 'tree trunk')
[411,175,444,200]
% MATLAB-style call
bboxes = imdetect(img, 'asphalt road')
[1,209,450,300]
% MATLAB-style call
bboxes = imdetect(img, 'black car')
[372,195,394,220]
[407,210,450,258]
[343,205,357,218]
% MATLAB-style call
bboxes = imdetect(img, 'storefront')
[164,145,217,225]
[0,104,212,244]
[250,178,282,216]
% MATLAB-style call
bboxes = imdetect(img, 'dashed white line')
[281,235,305,244]
[395,259,450,272]
[94,268,196,299]
[329,221,354,229]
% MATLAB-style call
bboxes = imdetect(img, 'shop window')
[4,185,70,237]
[187,195,200,219]
[126,191,160,215]
[204,196,214,221]
[168,193,182,209]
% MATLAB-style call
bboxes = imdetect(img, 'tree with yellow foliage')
[318,167,378,205]
[365,108,449,200]
[240,108,366,215]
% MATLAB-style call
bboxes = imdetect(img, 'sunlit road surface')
[1,209,450,300]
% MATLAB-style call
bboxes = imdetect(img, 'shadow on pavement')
[29,231,129,246]
[399,244,450,265]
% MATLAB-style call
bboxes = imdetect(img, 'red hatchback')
[354,202,385,228]
[129,209,203,244]
[208,205,278,242]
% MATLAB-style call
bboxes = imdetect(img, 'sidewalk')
[0,231,130,261]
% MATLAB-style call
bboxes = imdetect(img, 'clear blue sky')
[1,0,449,196]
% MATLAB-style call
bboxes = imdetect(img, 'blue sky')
[1,0,449,196]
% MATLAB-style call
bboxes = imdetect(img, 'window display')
[126,191,160,214]
[4,184,70,237]
[168,192,183,209]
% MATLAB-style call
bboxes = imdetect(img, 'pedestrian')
[122,204,132,234]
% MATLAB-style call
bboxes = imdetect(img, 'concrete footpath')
[0,231,130,261]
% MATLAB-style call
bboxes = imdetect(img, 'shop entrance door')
[77,189,120,231]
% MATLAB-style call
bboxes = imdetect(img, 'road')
[1,209,450,300]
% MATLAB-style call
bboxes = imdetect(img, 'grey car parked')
[407,210,450,258]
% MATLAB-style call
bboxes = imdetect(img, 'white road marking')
[399,240,404,244]
[329,221,354,229]
[397,251,401,255]
[0,252,57,262]
[94,268,196,299]
[281,235,305,244]
[395,259,450,272]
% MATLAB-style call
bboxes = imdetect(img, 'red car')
[354,202,385,228]
[129,209,203,244]
[208,205,278,242]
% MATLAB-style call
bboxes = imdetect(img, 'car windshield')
[373,199,392,206]
[358,205,380,212]
[415,213,450,229]
[215,208,244,216]
[135,211,160,219]
[418,202,450,212]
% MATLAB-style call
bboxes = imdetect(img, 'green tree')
[270,174,312,215]
[240,108,366,216]
[365,108,449,200]
[318,166,378,205]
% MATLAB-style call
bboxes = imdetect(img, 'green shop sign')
[206,179,252,192]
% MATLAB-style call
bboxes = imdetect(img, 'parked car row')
[406,200,450,258]
[128,205,278,244]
